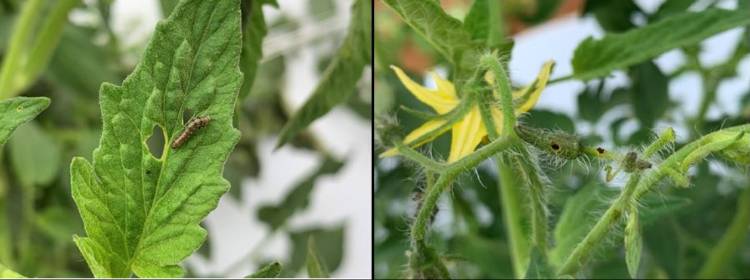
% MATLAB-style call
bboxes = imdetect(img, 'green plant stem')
[548,74,573,85]
[481,54,515,134]
[18,183,34,271]
[0,0,44,99]
[487,0,504,46]
[410,133,514,242]
[479,54,551,275]
[512,149,548,255]
[396,144,445,172]
[0,151,11,267]
[476,89,531,277]
[411,170,457,242]
[498,160,530,277]
[22,0,80,86]
[697,186,750,278]
[634,124,750,200]
[0,0,78,99]
[558,173,641,276]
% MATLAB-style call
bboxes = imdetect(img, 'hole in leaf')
[147,126,166,158]
[550,143,560,151]
[597,147,605,154]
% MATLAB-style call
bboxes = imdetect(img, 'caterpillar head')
[514,124,582,160]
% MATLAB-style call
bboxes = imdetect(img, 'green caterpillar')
[514,124,583,160]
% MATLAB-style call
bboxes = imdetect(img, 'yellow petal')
[430,72,457,100]
[491,108,504,133]
[513,60,555,114]
[447,106,487,163]
[391,65,458,114]
[379,119,449,158]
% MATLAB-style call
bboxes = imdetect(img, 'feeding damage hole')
[146,125,166,158]
[597,147,605,154]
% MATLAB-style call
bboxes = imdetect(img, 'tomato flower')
[381,61,554,163]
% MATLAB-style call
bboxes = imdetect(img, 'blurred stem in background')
[0,150,10,267]
[697,186,750,278]
[0,0,78,99]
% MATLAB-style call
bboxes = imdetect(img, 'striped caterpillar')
[171,116,211,149]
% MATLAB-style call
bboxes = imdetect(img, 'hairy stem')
[411,171,458,242]
[498,160,531,277]
[477,78,548,275]
[697,186,750,278]
[558,173,641,276]
[396,144,446,172]
[481,53,515,135]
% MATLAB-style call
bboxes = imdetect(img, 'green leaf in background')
[572,8,750,80]
[239,0,277,100]
[638,194,691,225]
[381,0,479,78]
[287,225,344,277]
[629,61,669,129]
[8,121,61,187]
[522,109,575,133]
[463,0,507,47]
[524,248,553,279]
[651,0,696,21]
[624,208,642,278]
[0,262,24,278]
[247,261,282,278]
[382,0,471,61]
[257,156,344,230]
[0,97,50,146]
[46,26,121,98]
[69,0,242,277]
[275,0,371,148]
[34,205,82,245]
[582,0,638,32]
[306,237,329,278]
[549,182,618,267]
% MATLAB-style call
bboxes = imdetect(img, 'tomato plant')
[375,0,750,278]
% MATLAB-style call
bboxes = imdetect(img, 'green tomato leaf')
[275,0,371,148]
[239,0,277,100]
[572,8,750,81]
[381,0,479,79]
[549,181,618,267]
[0,262,24,278]
[638,193,691,225]
[69,0,242,277]
[629,61,669,129]
[463,0,510,47]
[0,97,50,146]
[9,121,61,187]
[524,248,553,279]
[247,261,282,278]
[287,225,345,277]
[624,208,642,278]
[306,237,329,278]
